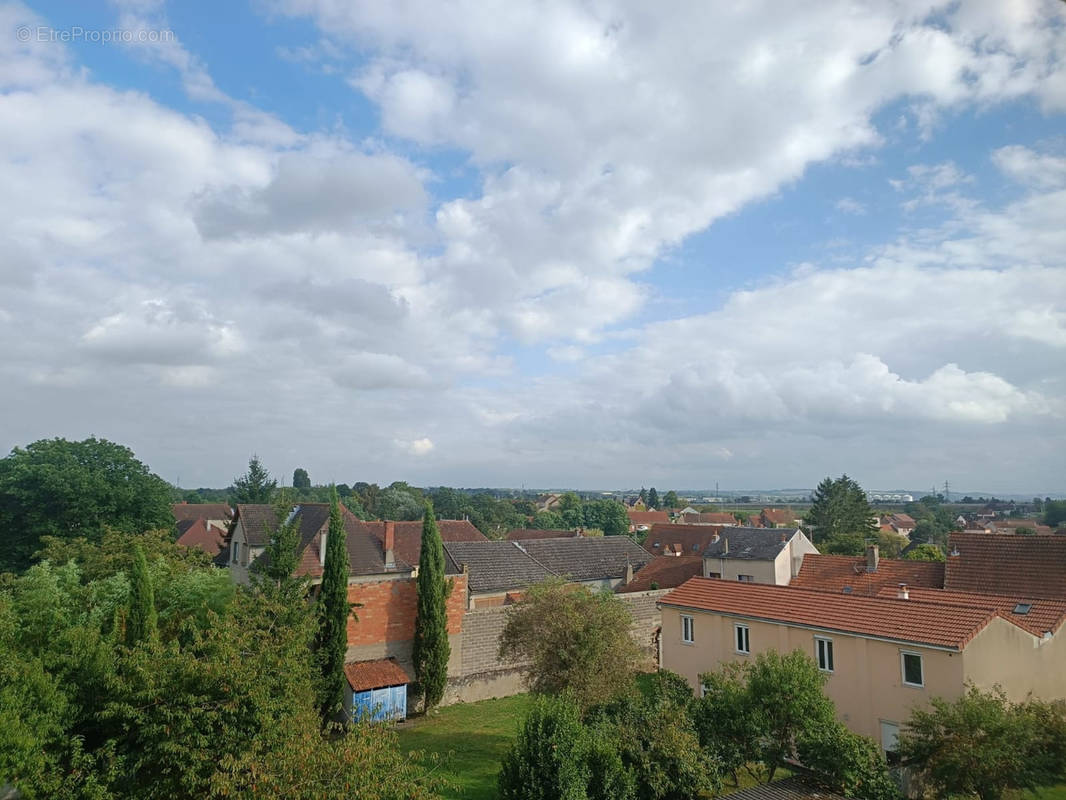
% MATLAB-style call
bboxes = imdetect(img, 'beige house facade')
[700,527,818,585]
[660,578,1066,755]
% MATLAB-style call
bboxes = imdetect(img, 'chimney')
[320,530,328,566]
[866,544,879,573]
[712,531,720,543]
[780,532,787,544]
[897,583,909,600]
[384,521,396,569]
[672,544,681,557]
[624,558,634,585]
[723,538,729,554]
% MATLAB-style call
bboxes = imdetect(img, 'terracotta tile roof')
[616,555,703,593]
[344,659,412,692]
[697,512,738,525]
[175,518,226,557]
[172,502,233,522]
[762,508,795,525]
[364,519,487,570]
[873,586,1066,637]
[661,577,1004,649]
[645,524,728,556]
[725,776,846,800]
[791,554,945,596]
[627,510,670,526]
[984,519,1053,535]
[505,528,579,541]
[946,532,1066,599]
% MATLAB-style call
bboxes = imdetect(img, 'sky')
[1,0,1065,494]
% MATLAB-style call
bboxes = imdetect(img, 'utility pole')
[944,480,950,502]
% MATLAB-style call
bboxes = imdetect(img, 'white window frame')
[901,651,924,688]
[681,614,694,644]
[734,623,750,654]
[815,636,834,673]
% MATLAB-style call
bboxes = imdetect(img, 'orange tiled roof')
[616,555,703,593]
[627,510,670,525]
[644,524,728,556]
[344,659,412,692]
[762,508,795,525]
[698,512,738,525]
[660,577,1013,650]
[791,554,944,595]
[364,519,487,568]
[175,518,226,557]
[946,532,1066,599]
[873,586,1066,637]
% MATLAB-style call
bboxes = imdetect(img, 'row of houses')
[626,506,797,533]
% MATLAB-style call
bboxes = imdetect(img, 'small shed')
[344,659,412,722]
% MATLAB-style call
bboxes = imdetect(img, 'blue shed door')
[391,684,407,720]
[352,689,373,721]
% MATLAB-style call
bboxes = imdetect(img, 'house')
[982,518,1053,535]
[442,536,652,607]
[171,501,232,532]
[536,493,564,512]
[362,519,486,565]
[701,528,818,584]
[679,511,738,526]
[758,508,796,528]
[175,518,227,558]
[645,524,729,557]
[627,509,670,532]
[505,528,580,541]
[791,546,945,596]
[615,555,703,594]
[659,578,1066,758]
[945,532,1066,598]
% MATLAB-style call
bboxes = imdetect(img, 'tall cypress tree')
[315,487,350,722]
[413,503,451,710]
[125,543,157,647]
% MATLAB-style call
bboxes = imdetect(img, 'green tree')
[662,491,680,509]
[232,455,277,504]
[898,686,1066,800]
[124,543,157,647]
[257,491,302,586]
[903,543,945,562]
[376,487,425,521]
[1044,499,1066,527]
[647,488,659,510]
[293,467,311,490]
[582,499,630,536]
[796,720,899,800]
[638,488,648,505]
[531,510,565,530]
[314,488,350,722]
[412,505,452,710]
[805,475,877,544]
[0,437,173,573]
[498,695,591,800]
[498,579,642,709]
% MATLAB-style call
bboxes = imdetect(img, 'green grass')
[1024,787,1066,800]
[396,694,533,800]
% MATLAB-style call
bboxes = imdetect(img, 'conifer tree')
[315,487,350,721]
[125,543,157,647]
[647,487,659,510]
[258,489,301,586]
[412,504,451,710]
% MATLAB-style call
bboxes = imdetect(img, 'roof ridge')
[509,540,562,577]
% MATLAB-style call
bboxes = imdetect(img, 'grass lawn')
[396,694,532,800]
[1024,788,1066,800]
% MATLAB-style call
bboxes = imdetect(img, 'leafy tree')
[37,527,211,583]
[531,510,565,530]
[412,505,452,710]
[898,686,1066,800]
[342,494,369,519]
[647,488,660,510]
[376,486,425,521]
[805,475,877,544]
[582,499,629,536]
[232,455,277,504]
[498,695,591,800]
[822,533,865,556]
[498,579,642,709]
[293,467,311,490]
[0,437,173,573]
[662,491,680,509]
[124,543,157,648]
[796,720,899,800]
[904,543,945,562]
[314,488,351,722]
[257,491,303,586]
[1045,499,1066,527]
[558,492,584,528]
[692,662,761,784]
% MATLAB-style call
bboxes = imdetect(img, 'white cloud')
[835,197,866,215]
[398,437,435,456]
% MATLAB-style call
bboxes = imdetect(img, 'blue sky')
[1,0,1065,493]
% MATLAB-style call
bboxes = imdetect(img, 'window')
[706,571,721,579]
[901,652,924,687]
[735,623,750,654]
[681,614,694,644]
[737,574,755,582]
[880,721,901,765]
[815,637,834,672]
[232,541,240,565]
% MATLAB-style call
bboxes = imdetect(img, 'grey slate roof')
[443,540,555,593]
[517,537,652,582]
[702,527,799,561]
[234,504,279,546]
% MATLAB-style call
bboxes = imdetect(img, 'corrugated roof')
[344,659,412,692]
[660,577,1009,649]
[791,554,945,595]
[946,532,1066,599]
[616,555,702,594]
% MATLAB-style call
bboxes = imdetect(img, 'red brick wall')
[347,573,467,648]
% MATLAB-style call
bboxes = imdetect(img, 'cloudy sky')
[2,0,1065,494]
